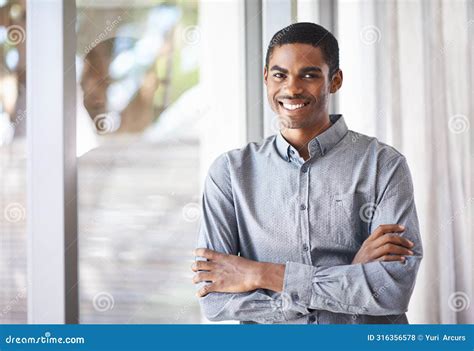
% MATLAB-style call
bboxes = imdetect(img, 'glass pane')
[76,0,201,323]
[0,0,27,323]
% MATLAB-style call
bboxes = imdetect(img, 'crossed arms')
[192,154,423,323]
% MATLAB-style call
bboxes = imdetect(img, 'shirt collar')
[275,114,348,162]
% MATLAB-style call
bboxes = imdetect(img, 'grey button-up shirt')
[196,114,422,324]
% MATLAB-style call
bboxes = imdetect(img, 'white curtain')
[337,0,473,323]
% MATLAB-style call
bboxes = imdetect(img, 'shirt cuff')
[282,261,313,309]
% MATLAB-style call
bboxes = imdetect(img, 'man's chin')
[278,113,310,127]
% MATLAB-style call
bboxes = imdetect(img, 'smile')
[278,101,310,111]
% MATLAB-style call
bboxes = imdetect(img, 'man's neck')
[281,114,332,160]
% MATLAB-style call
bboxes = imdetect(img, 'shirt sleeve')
[196,153,308,323]
[282,156,423,316]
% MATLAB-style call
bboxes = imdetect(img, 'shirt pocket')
[329,191,367,249]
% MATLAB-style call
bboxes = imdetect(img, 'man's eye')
[273,73,285,79]
[303,74,316,79]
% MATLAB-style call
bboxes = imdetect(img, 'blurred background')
[0,0,472,324]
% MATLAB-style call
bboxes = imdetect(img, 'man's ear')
[330,69,343,93]
[263,66,268,85]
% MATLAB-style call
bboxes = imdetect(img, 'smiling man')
[192,22,422,324]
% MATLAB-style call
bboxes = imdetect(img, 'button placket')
[299,162,311,264]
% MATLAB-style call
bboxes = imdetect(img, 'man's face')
[264,43,340,129]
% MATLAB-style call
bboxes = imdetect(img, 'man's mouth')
[278,100,310,111]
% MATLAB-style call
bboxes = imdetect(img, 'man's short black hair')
[265,22,339,78]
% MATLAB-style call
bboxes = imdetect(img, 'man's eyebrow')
[269,65,323,73]
[270,65,288,73]
[300,66,322,73]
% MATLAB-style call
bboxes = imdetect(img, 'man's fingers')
[376,255,406,262]
[372,243,413,259]
[194,248,224,260]
[191,260,215,272]
[196,283,217,297]
[368,224,405,241]
[192,272,214,284]
[373,233,414,249]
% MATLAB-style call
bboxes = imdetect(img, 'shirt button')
[291,293,299,301]
[308,315,316,323]
[300,204,306,211]
[301,166,308,173]
[290,149,295,154]
[302,243,309,251]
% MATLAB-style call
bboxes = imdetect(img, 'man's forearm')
[193,248,285,296]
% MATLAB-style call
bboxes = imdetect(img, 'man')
[192,22,422,324]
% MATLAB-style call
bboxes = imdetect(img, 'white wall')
[199,0,247,185]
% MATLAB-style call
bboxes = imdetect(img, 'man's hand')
[192,248,285,297]
[352,224,414,264]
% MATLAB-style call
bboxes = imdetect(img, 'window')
[76,0,202,323]
[0,0,27,323]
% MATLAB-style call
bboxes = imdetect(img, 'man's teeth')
[282,103,306,110]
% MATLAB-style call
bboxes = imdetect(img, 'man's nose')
[284,77,303,95]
